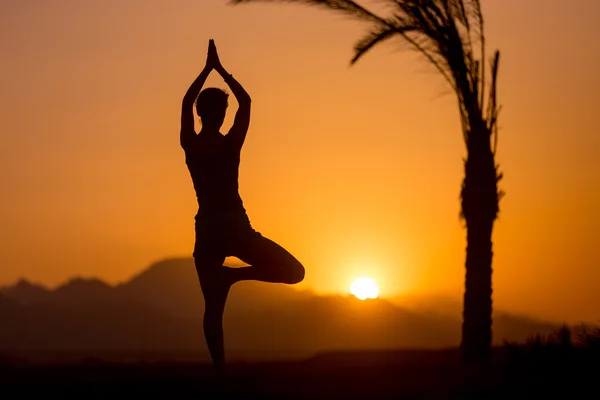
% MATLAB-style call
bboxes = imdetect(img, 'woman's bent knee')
[285,261,305,284]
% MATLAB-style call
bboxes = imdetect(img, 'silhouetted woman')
[180,40,305,369]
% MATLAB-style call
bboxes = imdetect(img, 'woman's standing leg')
[194,254,229,369]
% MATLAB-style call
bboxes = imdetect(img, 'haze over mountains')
[0,258,558,360]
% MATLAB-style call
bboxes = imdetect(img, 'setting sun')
[350,277,380,300]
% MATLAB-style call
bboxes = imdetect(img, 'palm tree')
[231,0,503,362]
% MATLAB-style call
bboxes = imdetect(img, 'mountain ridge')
[0,257,559,359]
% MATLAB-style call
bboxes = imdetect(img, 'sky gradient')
[1,0,599,323]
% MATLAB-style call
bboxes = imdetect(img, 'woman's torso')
[185,132,245,220]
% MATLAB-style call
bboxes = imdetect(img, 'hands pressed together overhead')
[206,39,223,71]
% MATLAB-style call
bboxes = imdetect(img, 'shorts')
[193,211,263,259]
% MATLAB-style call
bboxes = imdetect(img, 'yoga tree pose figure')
[180,39,305,369]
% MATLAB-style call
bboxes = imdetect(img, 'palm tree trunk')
[460,126,499,362]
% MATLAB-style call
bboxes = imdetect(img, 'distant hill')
[0,258,558,358]
[1,279,50,305]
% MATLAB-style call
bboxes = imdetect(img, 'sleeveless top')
[184,133,245,220]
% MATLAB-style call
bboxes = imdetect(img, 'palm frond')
[452,0,471,31]
[487,51,501,154]
[351,24,411,64]
[230,0,386,23]
[486,50,500,127]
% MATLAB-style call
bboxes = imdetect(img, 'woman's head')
[196,88,229,129]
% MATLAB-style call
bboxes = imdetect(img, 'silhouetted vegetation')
[232,0,503,362]
[506,324,600,364]
[504,325,600,394]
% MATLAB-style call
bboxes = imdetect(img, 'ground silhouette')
[2,345,597,398]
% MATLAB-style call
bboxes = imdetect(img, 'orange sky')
[1,0,599,324]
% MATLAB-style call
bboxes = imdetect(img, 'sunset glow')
[350,277,379,300]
